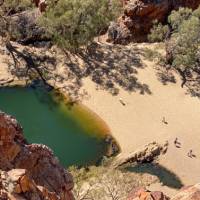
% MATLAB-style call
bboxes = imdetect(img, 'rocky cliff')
[0,111,200,200]
[107,0,200,44]
[0,111,74,200]
[128,184,200,200]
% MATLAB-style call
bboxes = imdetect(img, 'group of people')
[174,138,196,158]
[161,117,196,158]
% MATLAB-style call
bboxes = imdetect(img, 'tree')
[166,7,200,87]
[39,0,121,52]
[69,165,157,200]
[0,0,121,87]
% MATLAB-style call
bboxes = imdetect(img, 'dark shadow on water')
[27,82,59,111]
[127,163,184,189]
[28,81,77,111]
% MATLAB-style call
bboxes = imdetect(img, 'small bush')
[148,20,169,42]
[168,7,192,31]
[0,0,33,15]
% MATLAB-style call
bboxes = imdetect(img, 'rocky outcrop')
[0,111,74,200]
[127,187,170,200]
[171,184,200,200]
[0,169,68,200]
[107,0,200,44]
[1,1,47,43]
[128,184,200,200]
[6,9,47,43]
[33,0,47,12]
[113,141,168,168]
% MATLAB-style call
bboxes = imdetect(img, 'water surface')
[0,86,110,167]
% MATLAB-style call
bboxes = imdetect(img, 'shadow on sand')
[64,43,152,96]
[6,42,152,101]
[127,163,184,189]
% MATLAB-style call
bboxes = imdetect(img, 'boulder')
[0,111,74,200]
[127,184,200,200]
[0,169,61,200]
[171,184,200,200]
[127,187,170,200]
[112,141,168,168]
[6,9,47,43]
[0,1,47,43]
[107,0,200,44]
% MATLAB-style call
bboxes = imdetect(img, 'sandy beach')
[1,41,200,196]
[79,43,200,195]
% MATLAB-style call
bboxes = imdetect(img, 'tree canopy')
[39,0,121,51]
[166,7,200,87]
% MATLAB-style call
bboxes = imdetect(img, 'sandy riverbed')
[79,43,200,196]
[1,41,200,196]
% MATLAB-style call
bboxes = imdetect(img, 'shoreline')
[1,41,200,196]
[0,78,121,159]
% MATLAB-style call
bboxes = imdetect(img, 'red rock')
[107,0,200,44]
[171,184,200,200]
[33,0,47,12]
[127,187,170,200]
[0,112,74,200]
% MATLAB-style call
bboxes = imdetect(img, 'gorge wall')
[0,112,74,200]
[107,0,200,44]
[0,111,200,199]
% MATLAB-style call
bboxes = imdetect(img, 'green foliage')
[168,7,192,31]
[170,16,200,71]
[166,7,200,75]
[0,0,33,16]
[69,165,158,200]
[148,20,169,42]
[39,0,121,51]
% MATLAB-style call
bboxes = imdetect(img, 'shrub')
[0,0,33,15]
[168,7,192,31]
[148,20,169,42]
[69,165,158,200]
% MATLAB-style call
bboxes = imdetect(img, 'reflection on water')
[0,86,110,167]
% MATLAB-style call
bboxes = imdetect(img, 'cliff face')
[128,184,200,200]
[107,0,200,44]
[0,112,74,200]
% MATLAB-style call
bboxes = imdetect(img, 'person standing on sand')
[162,117,168,124]
[174,138,178,145]
[174,137,181,148]
[119,98,126,106]
[187,149,193,158]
